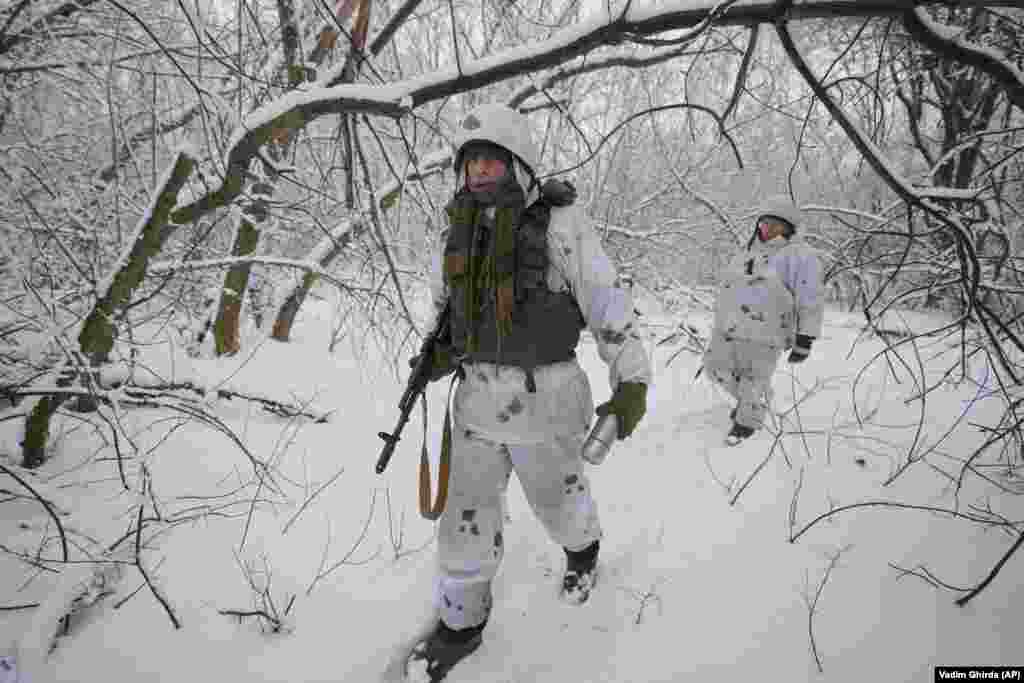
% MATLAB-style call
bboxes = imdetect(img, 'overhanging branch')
[903,6,1024,113]
[165,0,1019,230]
[773,6,984,318]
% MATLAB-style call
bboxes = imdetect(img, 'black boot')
[404,620,484,682]
[561,540,599,605]
[725,422,756,446]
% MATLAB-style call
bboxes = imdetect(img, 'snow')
[13,562,124,679]
[1,292,1021,683]
[626,0,763,23]
[912,7,1024,90]
[227,5,637,155]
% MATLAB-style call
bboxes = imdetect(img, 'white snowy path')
[1,297,1020,682]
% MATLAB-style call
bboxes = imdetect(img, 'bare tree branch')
[0,0,101,57]
[166,0,1019,229]
[723,25,759,122]
[955,531,1024,607]
[902,6,1024,113]
[0,463,68,562]
[789,500,1015,544]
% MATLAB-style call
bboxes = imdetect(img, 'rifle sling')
[418,375,456,520]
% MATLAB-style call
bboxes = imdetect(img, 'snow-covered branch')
[11,381,333,423]
[150,255,357,292]
[169,0,1018,228]
[0,0,100,57]
[0,462,69,561]
[903,6,1024,113]
[79,150,196,356]
[774,7,984,310]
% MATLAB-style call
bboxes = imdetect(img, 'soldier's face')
[757,217,788,242]
[465,152,509,193]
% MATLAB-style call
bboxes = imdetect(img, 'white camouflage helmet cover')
[453,103,540,178]
[757,197,802,233]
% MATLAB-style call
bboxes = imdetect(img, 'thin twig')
[282,465,345,535]
[790,501,1011,544]
[889,562,972,593]
[789,466,805,540]
[306,488,380,595]
[0,602,40,611]
[955,532,1024,607]
[804,546,850,673]
[0,463,68,561]
[730,431,784,506]
[134,504,181,629]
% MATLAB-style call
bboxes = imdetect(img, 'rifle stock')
[375,304,451,474]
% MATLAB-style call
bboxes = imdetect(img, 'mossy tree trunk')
[270,222,363,341]
[212,0,310,356]
[270,0,376,341]
[213,198,265,356]
[22,152,195,468]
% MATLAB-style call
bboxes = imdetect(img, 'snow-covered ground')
[2,291,1021,682]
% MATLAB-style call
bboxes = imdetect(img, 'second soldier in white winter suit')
[704,199,825,445]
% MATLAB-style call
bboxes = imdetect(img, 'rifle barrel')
[374,302,450,475]
[375,429,400,473]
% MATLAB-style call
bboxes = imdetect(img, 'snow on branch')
[0,462,69,560]
[773,6,985,315]
[801,204,895,224]
[79,150,196,358]
[96,101,203,184]
[0,0,100,57]
[13,560,123,677]
[507,40,710,110]
[549,102,743,176]
[11,381,333,424]
[150,255,355,292]
[367,0,424,59]
[903,7,1024,113]
[167,0,1020,228]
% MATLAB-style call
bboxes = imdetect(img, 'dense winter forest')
[1,1,1022,681]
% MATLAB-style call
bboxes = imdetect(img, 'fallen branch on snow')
[12,381,332,423]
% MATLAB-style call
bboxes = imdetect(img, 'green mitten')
[595,381,647,439]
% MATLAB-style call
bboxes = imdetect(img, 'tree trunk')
[22,151,194,468]
[211,0,317,355]
[271,271,321,342]
[271,220,363,341]
[214,216,262,356]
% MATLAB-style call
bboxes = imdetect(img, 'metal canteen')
[581,413,619,465]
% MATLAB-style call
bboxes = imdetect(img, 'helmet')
[757,198,801,234]
[452,104,540,178]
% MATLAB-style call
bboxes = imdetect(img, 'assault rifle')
[375,303,452,474]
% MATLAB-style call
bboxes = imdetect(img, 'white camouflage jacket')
[712,236,825,349]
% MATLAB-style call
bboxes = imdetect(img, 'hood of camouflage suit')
[758,198,801,233]
[748,197,802,248]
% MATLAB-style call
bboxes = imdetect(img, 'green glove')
[595,381,647,439]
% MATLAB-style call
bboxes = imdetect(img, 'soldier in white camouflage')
[404,103,651,682]
[704,198,825,445]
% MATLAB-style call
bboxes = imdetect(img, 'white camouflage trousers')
[704,333,781,429]
[436,361,602,630]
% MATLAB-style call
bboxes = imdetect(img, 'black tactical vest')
[444,200,585,368]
